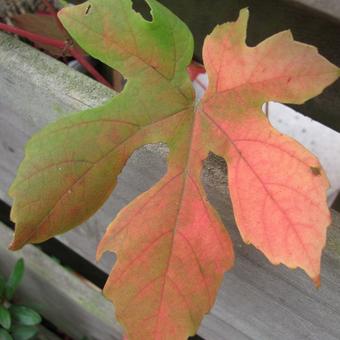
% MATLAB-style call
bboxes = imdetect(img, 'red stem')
[0,22,65,49]
[42,0,113,89]
[0,22,112,88]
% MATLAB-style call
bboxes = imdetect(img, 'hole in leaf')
[310,166,321,176]
[131,0,152,21]
[85,4,92,15]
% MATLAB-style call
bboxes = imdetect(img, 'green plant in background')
[0,259,42,340]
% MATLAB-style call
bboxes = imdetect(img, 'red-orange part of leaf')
[200,9,339,283]
[97,169,233,339]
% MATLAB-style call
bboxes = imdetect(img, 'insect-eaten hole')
[85,4,92,15]
[132,0,152,21]
[310,166,321,176]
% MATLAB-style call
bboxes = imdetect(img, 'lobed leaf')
[8,1,339,339]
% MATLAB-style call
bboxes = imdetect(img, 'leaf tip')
[8,239,21,251]
[56,6,66,20]
[239,7,250,20]
[8,233,31,251]
[57,0,89,23]
[235,7,250,37]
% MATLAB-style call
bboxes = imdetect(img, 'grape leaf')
[8,0,339,339]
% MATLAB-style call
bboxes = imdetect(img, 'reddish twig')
[0,22,112,88]
[41,0,113,89]
[0,22,65,49]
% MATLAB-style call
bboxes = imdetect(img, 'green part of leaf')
[59,0,194,93]
[10,325,38,340]
[9,306,41,326]
[0,306,11,330]
[5,260,24,301]
[0,328,13,340]
[9,0,194,250]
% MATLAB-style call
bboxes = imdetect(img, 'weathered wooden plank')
[1,32,340,339]
[0,222,121,340]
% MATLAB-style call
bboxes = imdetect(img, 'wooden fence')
[0,0,340,338]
